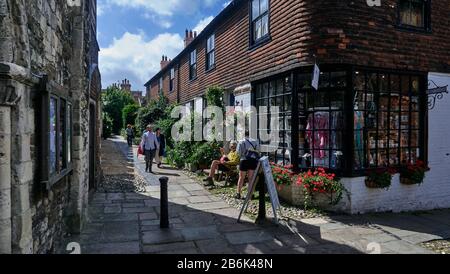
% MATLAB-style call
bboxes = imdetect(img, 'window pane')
[330,71,346,88]
[67,104,72,164]
[254,19,262,40]
[260,0,268,14]
[252,0,260,19]
[261,14,269,37]
[49,98,57,175]
[60,99,67,170]
[400,0,425,28]
[354,71,365,90]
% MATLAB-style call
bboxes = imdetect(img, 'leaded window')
[298,72,347,170]
[255,75,292,165]
[353,71,424,170]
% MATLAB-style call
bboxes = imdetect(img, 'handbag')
[137,145,144,156]
[245,140,260,160]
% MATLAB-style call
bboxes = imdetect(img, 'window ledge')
[189,77,198,83]
[395,24,432,34]
[205,65,216,74]
[45,166,74,190]
[249,35,272,51]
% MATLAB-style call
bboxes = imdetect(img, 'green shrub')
[102,86,135,134]
[136,96,170,134]
[102,112,114,139]
[122,104,139,129]
[188,142,221,168]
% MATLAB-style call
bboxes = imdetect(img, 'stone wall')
[0,0,100,253]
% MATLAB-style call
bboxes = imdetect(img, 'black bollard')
[159,177,169,228]
[256,175,266,224]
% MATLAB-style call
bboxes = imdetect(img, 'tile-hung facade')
[145,0,450,213]
[0,0,101,253]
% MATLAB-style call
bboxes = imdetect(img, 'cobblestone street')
[60,137,450,254]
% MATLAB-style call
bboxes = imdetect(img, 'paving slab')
[225,230,274,245]
[82,242,140,254]
[142,241,197,254]
[142,230,184,245]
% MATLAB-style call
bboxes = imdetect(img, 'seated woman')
[203,141,240,186]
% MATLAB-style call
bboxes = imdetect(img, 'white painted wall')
[337,73,450,214]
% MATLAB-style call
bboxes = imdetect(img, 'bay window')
[254,67,426,176]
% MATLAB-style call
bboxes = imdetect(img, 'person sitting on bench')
[203,141,240,186]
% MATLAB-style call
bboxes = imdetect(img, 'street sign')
[238,157,281,224]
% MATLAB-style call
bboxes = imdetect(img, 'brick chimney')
[184,29,197,48]
[160,55,170,70]
[120,79,131,92]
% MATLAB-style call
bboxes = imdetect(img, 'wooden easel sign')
[238,156,282,224]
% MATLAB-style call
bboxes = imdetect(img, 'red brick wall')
[148,0,450,105]
[311,0,450,72]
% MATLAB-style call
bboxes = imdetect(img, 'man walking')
[141,125,159,173]
[126,124,134,146]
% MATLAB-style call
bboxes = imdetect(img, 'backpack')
[244,139,260,160]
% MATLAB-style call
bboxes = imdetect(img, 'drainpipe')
[0,105,12,254]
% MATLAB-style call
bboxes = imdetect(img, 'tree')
[102,85,135,134]
[122,104,139,129]
[136,95,170,134]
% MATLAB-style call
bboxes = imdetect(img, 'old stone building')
[0,0,101,253]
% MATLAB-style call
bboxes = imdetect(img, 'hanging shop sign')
[312,63,320,90]
[427,80,448,110]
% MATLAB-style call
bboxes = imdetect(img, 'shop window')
[353,71,424,170]
[206,34,215,71]
[255,75,292,165]
[41,88,73,187]
[298,72,346,170]
[250,0,270,46]
[398,0,431,31]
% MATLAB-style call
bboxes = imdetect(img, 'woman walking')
[155,128,166,168]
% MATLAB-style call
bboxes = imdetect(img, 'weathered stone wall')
[0,0,99,253]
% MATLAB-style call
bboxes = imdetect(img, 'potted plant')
[365,167,396,189]
[296,168,344,209]
[400,160,428,185]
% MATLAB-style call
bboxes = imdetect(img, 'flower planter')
[400,177,421,185]
[365,180,384,189]
[276,183,335,209]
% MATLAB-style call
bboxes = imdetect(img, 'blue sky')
[98,0,232,92]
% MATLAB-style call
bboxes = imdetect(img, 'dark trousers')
[144,149,156,172]
[127,136,133,146]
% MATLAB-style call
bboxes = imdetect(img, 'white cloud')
[99,32,184,89]
[193,16,214,34]
[104,0,219,17]
[222,1,232,8]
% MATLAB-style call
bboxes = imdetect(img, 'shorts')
[239,159,259,171]
[218,164,231,172]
